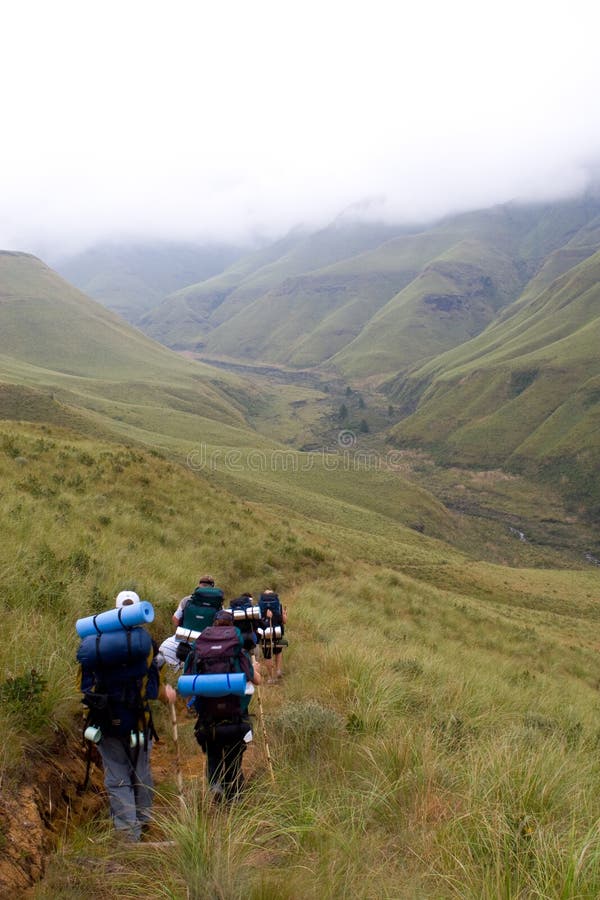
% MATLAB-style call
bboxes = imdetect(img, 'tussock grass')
[3,419,600,898]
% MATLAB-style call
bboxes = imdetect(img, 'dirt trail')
[151,706,265,805]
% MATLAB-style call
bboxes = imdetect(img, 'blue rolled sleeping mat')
[76,602,154,637]
[177,673,247,697]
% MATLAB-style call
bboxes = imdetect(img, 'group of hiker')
[76,575,288,842]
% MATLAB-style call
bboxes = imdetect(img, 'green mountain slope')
[388,245,600,509]
[0,251,471,549]
[330,199,600,378]
[200,197,600,376]
[330,238,523,377]
[204,229,457,364]
[6,239,600,896]
[142,221,406,349]
[54,241,244,323]
[0,251,252,430]
[140,231,305,347]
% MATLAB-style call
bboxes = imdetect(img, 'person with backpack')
[229,591,262,652]
[172,574,224,633]
[258,589,288,683]
[182,609,261,802]
[77,590,176,842]
[157,633,184,672]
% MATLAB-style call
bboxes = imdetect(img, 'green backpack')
[182,586,224,633]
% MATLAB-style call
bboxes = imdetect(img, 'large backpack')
[229,595,261,633]
[182,586,224,633]
[184,625,252,722]
[77,627,158,740]
[259,592,283,627]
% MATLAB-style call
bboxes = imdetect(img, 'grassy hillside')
[54,241,244,323]
[4,234,600,895]
[200,197,600,377]
[331,238,523,377]
[4,420,600,898]
[139,231,305,347]
[0,251,489,554]
[0,251,260,433]
[330,199,600,378]
[388,246,600,511]
[204,229,458,365]
[142,221,406,349]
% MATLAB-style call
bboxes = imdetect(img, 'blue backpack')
[77,627,158,739]
[230,595,262,651]
[259,592,283,626]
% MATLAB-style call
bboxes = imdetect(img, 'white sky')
[2,0,600,254]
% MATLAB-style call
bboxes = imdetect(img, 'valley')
[2,193,600,898]
[192,353,600,571]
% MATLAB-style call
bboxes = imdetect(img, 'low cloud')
[2,0,600,256]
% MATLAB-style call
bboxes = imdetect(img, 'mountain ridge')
[387,246,600,510]
[133,196,600,382]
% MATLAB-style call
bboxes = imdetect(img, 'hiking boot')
[114,828,141,844]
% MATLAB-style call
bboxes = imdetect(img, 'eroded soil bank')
[0,732,104,897]
[3,713,212,898]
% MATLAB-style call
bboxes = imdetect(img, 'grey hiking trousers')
[98,736,153,841]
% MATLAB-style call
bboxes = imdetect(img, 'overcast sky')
[2,0,600,255]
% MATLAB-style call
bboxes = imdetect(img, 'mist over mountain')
[126,194,600,379]
[3,2,600,256]
[52,241,248,323]
[4,6,600,893]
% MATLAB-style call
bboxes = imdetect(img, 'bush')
[270,701,344,757]
[0,669,47,726]
[2,434,21,458]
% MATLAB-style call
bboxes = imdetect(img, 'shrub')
[270,701,344,757]
[0,669,47,725]
[2,434,21,458]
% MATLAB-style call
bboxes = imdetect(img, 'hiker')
[77,590,176,842]
[258,589,288,683]
[172,574,224,633]
[229,591,262,652]
[183,609,261,802]
[157,633,185,672]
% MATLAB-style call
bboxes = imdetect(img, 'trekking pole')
[254,680,275,784]
[268,609,274,683]
[251,648,275,784]
[169,701,185,806]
